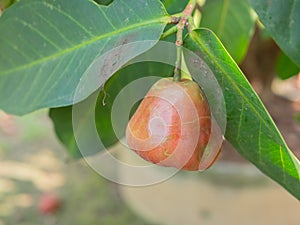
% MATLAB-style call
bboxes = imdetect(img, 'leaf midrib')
[0,16,169,77]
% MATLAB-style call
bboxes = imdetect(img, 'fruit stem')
[173,0,197,82]
[173,45,182,82]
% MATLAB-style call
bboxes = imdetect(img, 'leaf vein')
[279,146,287,185]
[37,1,95,38]
[119,0,143,21]
[13,17,62,51]
[32,10,73,46]
[98,7,117,30]
[236,100,244,143]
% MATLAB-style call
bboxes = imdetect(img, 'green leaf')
[200,0,256,63]
[184,28,300,200]
[249,0,300,68]
[160,0,189,14]
[0,0,169,115]
[276,52,300,80]
[50,61,173,158]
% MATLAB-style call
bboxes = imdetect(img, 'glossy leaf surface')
[0,0,168,115]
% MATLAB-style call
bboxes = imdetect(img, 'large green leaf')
[184,28,300,199]
[200,0,256,63]
[0,0,169,115]
[50,61,174,158]
[249,0,300,68]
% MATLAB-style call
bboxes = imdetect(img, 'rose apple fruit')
[126,78,220,171]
